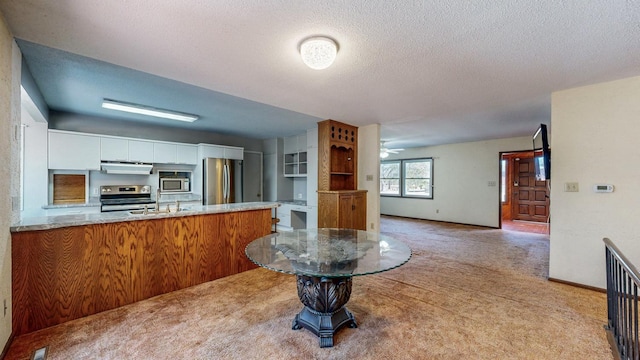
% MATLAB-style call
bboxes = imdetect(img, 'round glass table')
[245,228,412,347]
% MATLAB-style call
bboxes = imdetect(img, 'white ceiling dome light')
[299,36,338,70]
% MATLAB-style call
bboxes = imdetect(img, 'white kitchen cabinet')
[277,204,292,229]
[277,203,308,231]
[176,144,197,165]
[283,133,307,177]
[100,137,128,161]
[48,131,101,170]
[198,144,225,159]
[101,137,155,163]
[153,142,198,165]
[128,140,154,163]
[283,135,297,154]
[296,134,307,152]
[154,142,177,164]
[223,146,244,160]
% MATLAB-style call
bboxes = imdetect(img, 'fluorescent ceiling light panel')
[101,99,199,122]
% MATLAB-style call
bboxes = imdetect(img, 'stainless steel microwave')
[159,177,190,192]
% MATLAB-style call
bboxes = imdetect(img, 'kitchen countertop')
[277,200,307,206]
[42,198,101,209]
[41,193,203,210]
[11,202,279,232]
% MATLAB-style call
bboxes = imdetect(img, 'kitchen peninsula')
[11,202,278,335]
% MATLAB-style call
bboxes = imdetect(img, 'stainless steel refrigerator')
[203,158,243,205]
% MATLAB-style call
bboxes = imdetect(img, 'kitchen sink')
[129,208,188,215]
[128,209,167,215]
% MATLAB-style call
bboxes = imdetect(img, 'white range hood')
[100,162,153,175]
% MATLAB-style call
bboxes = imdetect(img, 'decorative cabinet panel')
[48,131,101,170]
[318,190,367,230]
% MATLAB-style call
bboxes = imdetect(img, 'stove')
[100,185,156,212]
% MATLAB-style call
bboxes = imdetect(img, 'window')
[381,158,433,199]
[380,161,400,195]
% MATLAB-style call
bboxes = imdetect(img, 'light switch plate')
[564,182,579,192]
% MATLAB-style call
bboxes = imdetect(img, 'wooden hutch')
[317,119,367,230]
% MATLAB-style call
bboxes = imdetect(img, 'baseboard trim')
[380,214,499,230]
[548,277,606,293]
[0,331,14,360]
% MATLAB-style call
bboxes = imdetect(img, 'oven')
[100,185,156,212]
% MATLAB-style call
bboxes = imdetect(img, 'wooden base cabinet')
[318,190,367,230]
[11,209,271,336]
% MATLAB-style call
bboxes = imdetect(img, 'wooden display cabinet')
[318,190,367,230]
[318,119,358,191]
[317,120,367,230]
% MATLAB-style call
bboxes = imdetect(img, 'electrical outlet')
[436,209,439,214]
[366,175,373,181]
[370,222,374,230]
[564,182,579,192]
[488,181,497,187]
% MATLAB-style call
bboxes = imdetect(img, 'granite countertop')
[277,200,307,206]
[42,198,101,209]
[157,193,202,204]
[11,202,279,233]
[41,194,203,210]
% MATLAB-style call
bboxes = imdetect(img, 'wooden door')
[512,157,549,222]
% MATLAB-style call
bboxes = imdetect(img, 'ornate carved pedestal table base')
[245,229,412,348]
[292,275,357,347]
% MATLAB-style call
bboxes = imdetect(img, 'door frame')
[498,149,543,229]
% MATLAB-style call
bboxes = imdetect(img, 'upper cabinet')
[176,144,198,164]
[101,137,154,163]
[47,130,239,170]
[283,134,307,177]
[317,119,358,191]
[199,144,244,160]
[48,130,101,170]
[153,142,198,165]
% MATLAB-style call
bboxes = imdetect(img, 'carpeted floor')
[5,216,612,359]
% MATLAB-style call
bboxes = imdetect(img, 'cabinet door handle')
[352,204,355,210]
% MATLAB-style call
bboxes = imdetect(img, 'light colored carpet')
[5,216,612,359]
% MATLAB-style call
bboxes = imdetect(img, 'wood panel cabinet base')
[318,190,367,230]
[11,209,271,336]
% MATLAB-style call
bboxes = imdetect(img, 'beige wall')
[380,136,532,227]
[550,76,640,289]
[358,124,380,231]
[0,11,19,349]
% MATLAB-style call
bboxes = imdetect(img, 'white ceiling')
[2,1,639,149]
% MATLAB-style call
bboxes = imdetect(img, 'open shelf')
[284,151,307,177]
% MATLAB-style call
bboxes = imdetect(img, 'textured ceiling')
[1,1,639,149]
